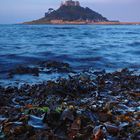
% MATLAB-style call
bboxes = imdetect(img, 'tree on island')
[45,8,54,17]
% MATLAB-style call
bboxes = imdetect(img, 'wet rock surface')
[39,61,73,73]
[7,61,73,79]
[0,68,140,140]
[8,66,39,77]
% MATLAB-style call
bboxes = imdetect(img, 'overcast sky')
[0,0,140,24]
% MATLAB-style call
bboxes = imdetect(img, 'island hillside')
[23,0,108,24]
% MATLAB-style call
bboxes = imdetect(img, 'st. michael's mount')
[24,0,109,24]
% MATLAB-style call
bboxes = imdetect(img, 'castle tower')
[75,1,80,6]
[61,0,80,7]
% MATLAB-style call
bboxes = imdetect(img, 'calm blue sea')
[0,24,140,85]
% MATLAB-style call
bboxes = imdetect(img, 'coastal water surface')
[0,24,140,85]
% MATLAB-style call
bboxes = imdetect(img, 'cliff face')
[44,5,108,21]
[24,5,108,24]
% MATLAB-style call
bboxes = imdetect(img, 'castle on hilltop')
[61,0,80,7]
[43,0,108,22]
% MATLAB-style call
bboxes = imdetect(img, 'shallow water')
[0,24,140,85]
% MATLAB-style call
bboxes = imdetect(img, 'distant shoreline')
[23,21,140,25]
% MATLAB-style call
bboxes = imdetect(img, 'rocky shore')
[23,20,140,25]
[0,61,140,140]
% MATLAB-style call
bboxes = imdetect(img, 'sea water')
[0,24,140,85]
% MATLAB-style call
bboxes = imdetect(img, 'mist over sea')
[0,24,140,85]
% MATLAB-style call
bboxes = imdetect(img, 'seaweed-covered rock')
[0,68,140,139]
[9,66,39,77]
[40,60,73,73]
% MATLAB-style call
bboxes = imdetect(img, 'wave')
[38,44,54,47]
[125,31,139,35]
[53,27,77,30]
[128,41,140,46]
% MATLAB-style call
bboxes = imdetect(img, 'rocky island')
[23,0,140,25]
[24,0,109,24]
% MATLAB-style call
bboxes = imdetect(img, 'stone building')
[61,0,80,7]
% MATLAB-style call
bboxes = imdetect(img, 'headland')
[23,0,140,25]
